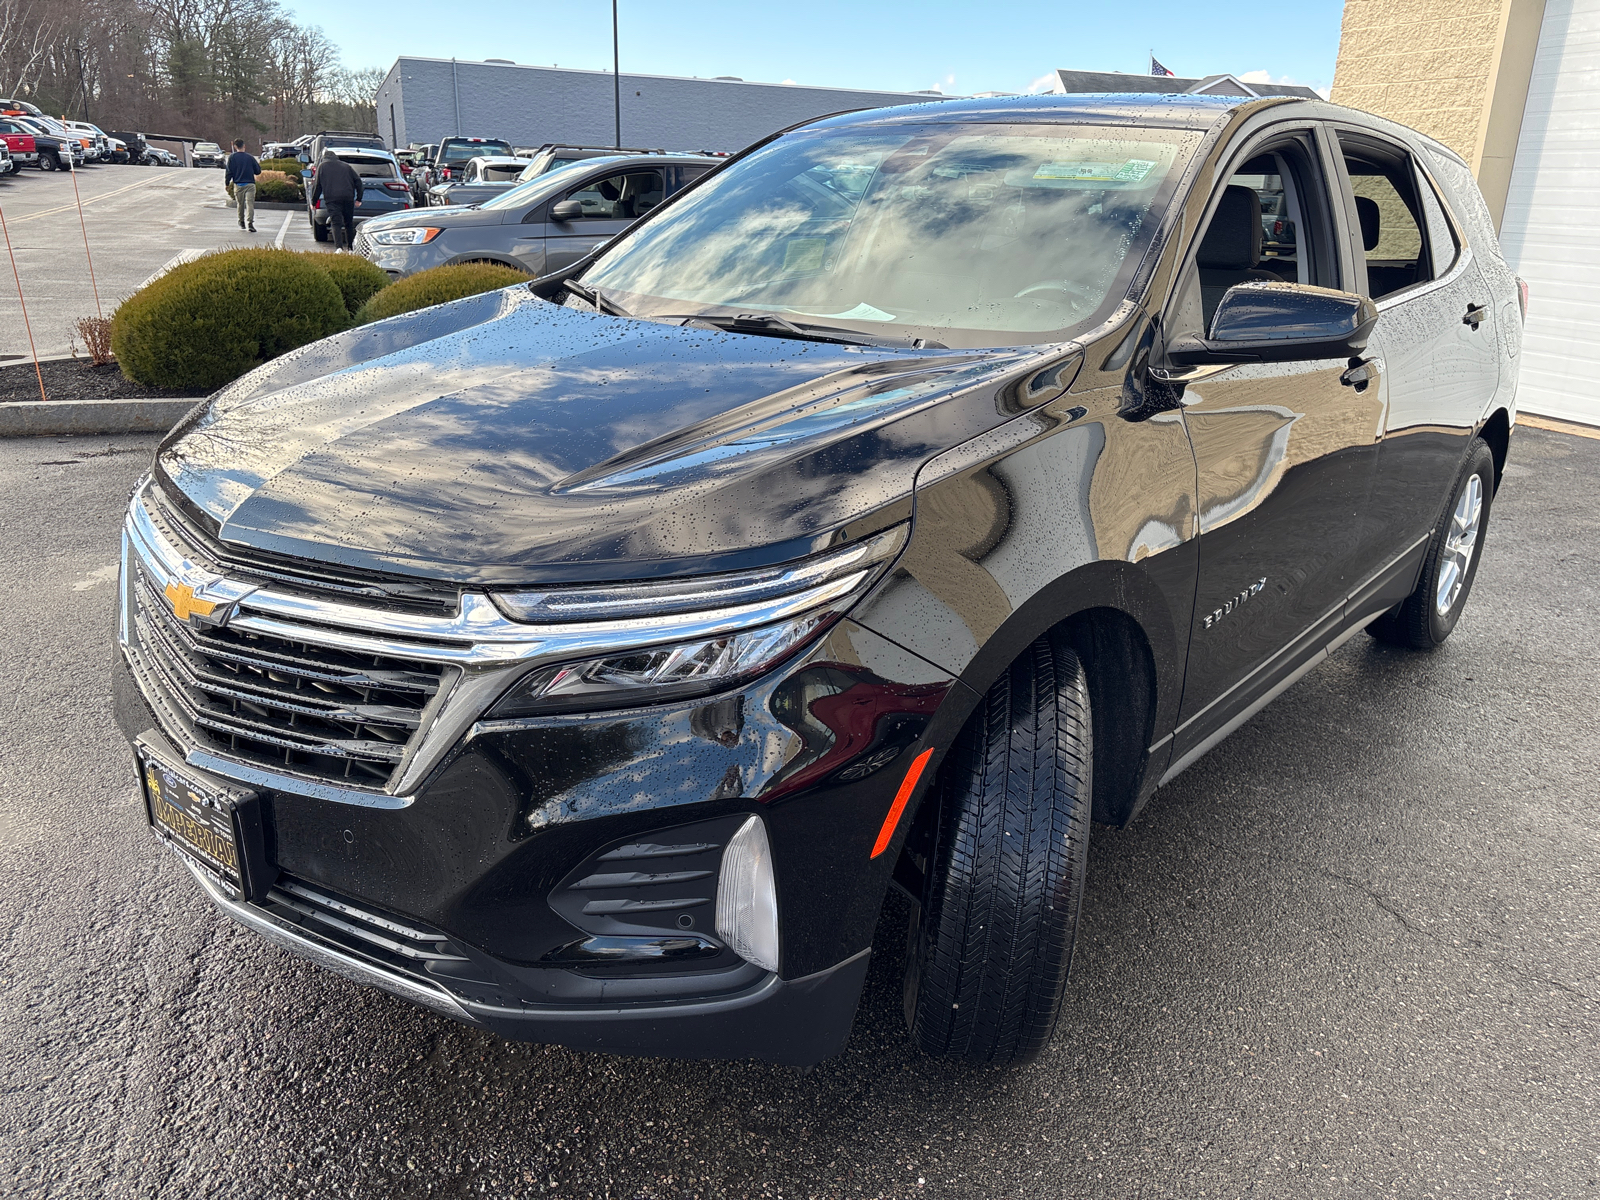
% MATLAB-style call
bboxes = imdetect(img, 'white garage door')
[1499,0,1600,426]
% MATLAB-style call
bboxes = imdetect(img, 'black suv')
[114,94,1520,1068]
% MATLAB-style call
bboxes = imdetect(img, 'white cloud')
[1239,69,1330,99]
[1026,72,1061,95]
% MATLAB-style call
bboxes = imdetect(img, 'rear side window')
[1337,133,1447,300]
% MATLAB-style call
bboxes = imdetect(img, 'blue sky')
[285,0,1347,98]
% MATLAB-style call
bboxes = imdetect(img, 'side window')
[1169,136,1337,334]
[1337,135,1435,299]
[563,170,666,219]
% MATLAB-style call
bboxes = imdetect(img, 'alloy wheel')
[1435,473,1483,616]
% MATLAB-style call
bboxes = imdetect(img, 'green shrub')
[354,262,528,325]
[111,248,348,390]
[260,157,304,174]
[255,176,303,202]
[305,251,390,316]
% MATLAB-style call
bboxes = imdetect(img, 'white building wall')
[1499,0,1600,425]
[380,58,948,153]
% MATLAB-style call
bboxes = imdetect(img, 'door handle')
[1340,356,1382,392]
[1463,303,1489,328]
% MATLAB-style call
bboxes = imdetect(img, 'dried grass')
[73,316,115,366]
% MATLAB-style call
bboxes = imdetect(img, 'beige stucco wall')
[1332,0,1548,228]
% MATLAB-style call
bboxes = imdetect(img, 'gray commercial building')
[373,58,952,153]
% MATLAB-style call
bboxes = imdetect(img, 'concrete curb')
[0,398,199,437]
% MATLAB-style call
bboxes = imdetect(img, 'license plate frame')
[135,735,271,902]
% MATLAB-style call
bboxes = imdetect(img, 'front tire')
[1369,438,1495,650]
[904,635,1092,1065]
[40,152,59,172]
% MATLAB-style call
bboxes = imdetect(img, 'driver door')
[1163,127,1385,762]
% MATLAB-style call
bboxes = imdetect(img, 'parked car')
[0,143,12,177]
[63,120,110,162]
[107,130,148,162]
[430,136,514,185]
[0,119,38,169]
[358,153,712,277]
[114,93,1520,1069]
[405,143,440,203]
[193,141,225,168]
[10,116,77,169]
[301,146,413,242]
[106,137,129,164]
[304,129,386,164]
[514,142,664,179]
[424,155,534,206]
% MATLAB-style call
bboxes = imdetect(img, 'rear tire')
[904,634,1092,1065]
[311,217,330,243]
[1369,438,1495,650]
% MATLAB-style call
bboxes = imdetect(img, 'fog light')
[715,815,779,973]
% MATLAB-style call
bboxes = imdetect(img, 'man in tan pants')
[225,139,260,233]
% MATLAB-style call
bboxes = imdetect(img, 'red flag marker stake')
[0,200,47,403]
[69,162,103,317]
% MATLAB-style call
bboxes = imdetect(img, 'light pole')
[612,0,621,149]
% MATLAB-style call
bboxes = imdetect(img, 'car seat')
[1198,185,1281,323]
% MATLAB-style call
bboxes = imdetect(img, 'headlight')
[369,226,441,245]
[487,524,907,717]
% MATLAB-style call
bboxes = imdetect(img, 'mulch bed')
[0,358,207,403]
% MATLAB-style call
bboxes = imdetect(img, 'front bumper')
[174,850,870,1065]
[113,490,963,1063]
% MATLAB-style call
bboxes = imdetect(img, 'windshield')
[442,139,511,163]
[478,157,628,211]
[583,123,1199,347]
[197,142,221,153]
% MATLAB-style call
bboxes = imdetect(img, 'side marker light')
[870,747,935,859]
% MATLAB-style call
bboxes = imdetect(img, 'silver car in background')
[355,153,715,278]
[425,155,535,206]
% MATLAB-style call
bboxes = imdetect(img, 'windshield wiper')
[671,311,945,350]
[563,278,631,317]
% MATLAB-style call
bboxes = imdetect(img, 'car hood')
[369,205,506,231]
[154,287,1046,586]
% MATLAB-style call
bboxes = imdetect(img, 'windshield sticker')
[783,238,827,273]
[1034,158,1158,183]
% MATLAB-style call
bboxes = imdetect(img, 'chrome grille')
[129,563,448,787]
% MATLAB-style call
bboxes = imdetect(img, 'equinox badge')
[1202,578,1267,630]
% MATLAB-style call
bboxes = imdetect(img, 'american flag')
[1150,56,1175,77]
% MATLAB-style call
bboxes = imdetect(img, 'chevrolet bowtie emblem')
[164,581,218,623]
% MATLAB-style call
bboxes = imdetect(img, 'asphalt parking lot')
[0,164,329,358]
[0,423,1594,1200]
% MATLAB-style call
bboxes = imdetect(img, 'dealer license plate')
[136,740,258,896]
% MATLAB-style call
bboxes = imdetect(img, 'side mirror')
[1165,282,1378,366]
[297,153,309,164]
[549,199,584,222]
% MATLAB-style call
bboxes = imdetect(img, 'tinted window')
[340,156,399,179]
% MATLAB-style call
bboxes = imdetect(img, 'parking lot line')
[5,173,166,225]
[274,212,293,249]
[137,250,203,291]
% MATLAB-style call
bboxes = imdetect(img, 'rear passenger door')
[1330,129,1500,601]
[1160,126,1385,761]
[544,167,668,273]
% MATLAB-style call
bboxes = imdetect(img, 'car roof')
[328,146,396,158]
[470,155,534,165]
[810,91,1298,133]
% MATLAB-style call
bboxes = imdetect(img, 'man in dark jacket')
[310,149,363,251]
[225,139,261,232]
